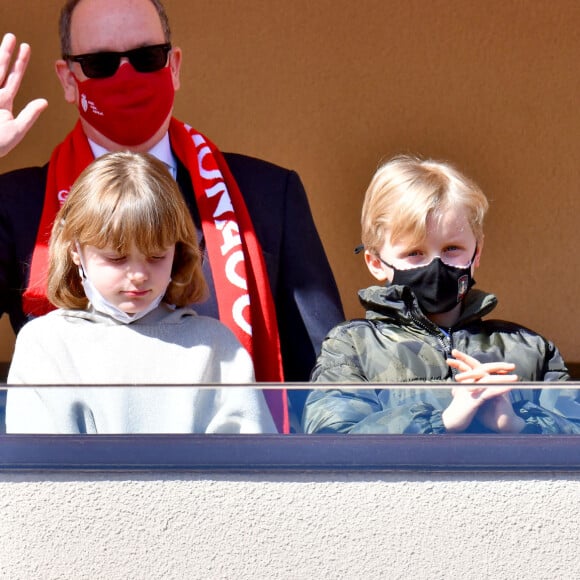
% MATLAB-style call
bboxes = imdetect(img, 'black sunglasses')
[64,43,172,79]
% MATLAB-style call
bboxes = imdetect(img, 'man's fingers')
[0,34,17,83]
[1,42,32,102]
[16,98,48,129]
[0,99,48,157]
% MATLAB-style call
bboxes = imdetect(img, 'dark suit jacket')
[0,152,344,390]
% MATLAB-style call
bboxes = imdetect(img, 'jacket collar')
[358,284,497,328]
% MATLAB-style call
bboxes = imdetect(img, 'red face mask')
[74,64,175,146]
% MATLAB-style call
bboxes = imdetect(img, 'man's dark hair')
[59,0,172,56]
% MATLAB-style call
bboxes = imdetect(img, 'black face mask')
[381,249,476,314]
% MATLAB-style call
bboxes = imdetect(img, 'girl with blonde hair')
[7,152,276,434]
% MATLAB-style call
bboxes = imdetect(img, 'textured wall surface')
[1,472,579,579]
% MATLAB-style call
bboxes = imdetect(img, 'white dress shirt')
[88,133,178,179]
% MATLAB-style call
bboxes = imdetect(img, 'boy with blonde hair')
[303,155,579,434]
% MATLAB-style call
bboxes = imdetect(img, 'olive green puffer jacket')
[304,285,580,434]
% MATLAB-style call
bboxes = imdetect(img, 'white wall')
[1,472,578,579]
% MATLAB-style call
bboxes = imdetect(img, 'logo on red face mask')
[75,64,175,146]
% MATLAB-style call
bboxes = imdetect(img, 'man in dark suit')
[0,0,344,430]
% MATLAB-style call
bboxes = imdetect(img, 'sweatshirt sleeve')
[202,387,277,434]
[7,317,60,384]
[200,321,276,433]
[6,387,63,433]
[6,319,60,433]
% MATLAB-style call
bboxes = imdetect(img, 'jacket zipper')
[410,313,454,361]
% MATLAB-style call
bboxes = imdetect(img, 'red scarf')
[23,119,288,433]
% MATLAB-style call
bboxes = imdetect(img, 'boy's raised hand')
[446,348,519,383]
[475,391,526,433]
[444,385,526,433]
[442,349,524,432]
[0,33,48,158]
[442,383,513,432]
